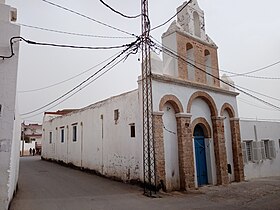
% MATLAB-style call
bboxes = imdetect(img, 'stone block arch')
[187,91,218,117]
[159,95,184,113]
[191,117,211,138]
[220,103,235,118]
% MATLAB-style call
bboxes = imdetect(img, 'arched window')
[193,11,201,38]
[187,43,195,81]
[204,50,213,85]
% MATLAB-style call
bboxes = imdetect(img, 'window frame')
[60,127,65,143]
[245,140,253,162]
[130,123,136,138]
[72,124,77,142]
[49,131,52,144]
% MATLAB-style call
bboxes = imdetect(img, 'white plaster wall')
[223,110,235,182]
[162,32,178,77]
[240,120,280,179]
[162,103,180,190]
[42,90,143,182]
[152,79,239,186]
[0,2,20,209]
[152,80,238,116]
[8,102,20,205]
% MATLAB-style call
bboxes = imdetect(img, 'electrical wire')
[42,0,137,37]
[19,36,132,50]
[99,0,141,19]
[235,84,280,102]
[150,36,280,102]
[238,98,278,111]
[151,0,192,31]
[18,51,120,93]
[150,36,280,80]
[152,41,280,111]
[22,53,128,119]
[20,37,141,117]
[224,60,280,77]
[20,23,134,39]
[1,36,136,60]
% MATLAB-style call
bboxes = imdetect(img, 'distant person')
[29,148,32,156]
[32,148,35,156]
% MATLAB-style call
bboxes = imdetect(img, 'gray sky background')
[6,0,280,123]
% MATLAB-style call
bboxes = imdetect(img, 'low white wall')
[42,90,143,182]
[240,120,280,179]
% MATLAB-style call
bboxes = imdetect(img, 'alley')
[10,157,280,210]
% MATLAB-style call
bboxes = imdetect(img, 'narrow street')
[10,157,280,210]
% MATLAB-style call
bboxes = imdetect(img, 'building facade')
[42,0,245,191]
[0,1,21,209]
[21,123,42,155]
[240,120,280,180]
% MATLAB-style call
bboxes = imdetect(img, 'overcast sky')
[5,0,280,123]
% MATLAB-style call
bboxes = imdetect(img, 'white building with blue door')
[42,0,246,191]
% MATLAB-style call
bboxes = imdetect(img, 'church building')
[42,0,245,191]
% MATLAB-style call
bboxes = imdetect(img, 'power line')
[18,51,120,93]
[151,0,192,31]
[22,53,129,119]
[150,36,280,102]
[225,60,280,77]
[238,98,279,111]
[151,36,280,80]
[21,37,140,117]
[20,23,134,39]
[239,117,280,122]
[42,0,137,37]
[152,41,280,111]
[99,0,141,19]
[19,36,132,50]
[227,74,280,80]
[235,84,280,102]
[1,36,136,60]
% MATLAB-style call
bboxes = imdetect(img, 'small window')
[263,140,269,159]
[49,132,52,144]
[245,141,253,162]
[0,104,2,116]
[72,125,77,142]
[61,128,65,143]
[130,123,135,138]
[114,109,119,124]
[279,139,280,148]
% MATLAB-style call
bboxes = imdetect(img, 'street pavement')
[10,156,280,210]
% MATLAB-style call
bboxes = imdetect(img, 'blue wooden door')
[194,125,208,186]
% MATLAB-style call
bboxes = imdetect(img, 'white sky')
[5,0,280,123]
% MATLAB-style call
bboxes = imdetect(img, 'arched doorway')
[194,124,208,186]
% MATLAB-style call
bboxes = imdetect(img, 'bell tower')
[162,0,220,87]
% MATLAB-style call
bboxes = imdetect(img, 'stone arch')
[187,91,218,117]
[220,103,235,118]
[191,117,211,138]
[159,95,184,113]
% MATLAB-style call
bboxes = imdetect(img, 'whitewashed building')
[21,123,42,155]
[43,0,246,191]
[240,120,280,180]
[0,0,21,209]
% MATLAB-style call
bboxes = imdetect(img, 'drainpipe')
[66,125,69,163]
[81,122,83,168]
[254,125,258,141]
[101,114,104,174]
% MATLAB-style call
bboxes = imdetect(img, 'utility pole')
[141,0,156,196]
